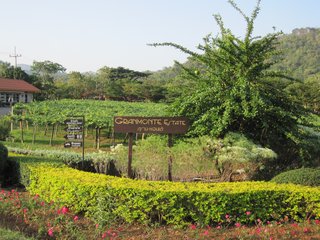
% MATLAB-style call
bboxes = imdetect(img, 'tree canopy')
[150,0,306,151]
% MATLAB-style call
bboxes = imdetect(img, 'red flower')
[190,224,197,230]
[61,206,69,214]
[74,215,79,221]
[203,230,209,236]
[48,228,54,237]
[303,227,310,233]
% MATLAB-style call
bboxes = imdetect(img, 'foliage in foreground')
[0,142,8,185]
[272,168,320,186]
[0,227,33,240]
[1,189,320,240]
[17,159,319,227]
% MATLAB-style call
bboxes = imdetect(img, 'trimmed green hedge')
[8,153,63,187]
[25,164,320,227]
[271,168,320,186]
[0,142,8,185]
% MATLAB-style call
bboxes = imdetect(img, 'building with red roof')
[0,78,40,106]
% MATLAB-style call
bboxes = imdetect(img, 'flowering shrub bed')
[1,188,320,239]
[25,164,320,227]
[0,188,119,239]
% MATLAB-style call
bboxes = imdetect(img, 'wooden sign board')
[114,116,189,134]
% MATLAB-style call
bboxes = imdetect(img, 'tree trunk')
[49,124,55,146]
[95,127,100,149]
[32,124,37,144]
[20,120,24,143]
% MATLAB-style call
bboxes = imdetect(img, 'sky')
[0,0,319,73]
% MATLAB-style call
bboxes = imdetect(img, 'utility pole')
[9,46,22,68]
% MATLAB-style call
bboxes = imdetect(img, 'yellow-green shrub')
[26,164,320,227]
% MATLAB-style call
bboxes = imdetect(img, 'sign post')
[114,116,189,180]
[64,116,85,163]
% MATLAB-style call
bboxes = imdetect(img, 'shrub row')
[0,142,8,185]
[25,164,320,227]
[272,168,320,186]
[7,147,118,175]
[8,153,63,187]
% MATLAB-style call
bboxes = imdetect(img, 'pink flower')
[256,227,261,234]
[47,228,54,237]
[74,215,79,221]
[235,222,241,228]
[203,230,209,236]
[102,232,107,239]
[190,224,197,230]
[245,211,251,215]
[315,219,320,225]
[61,206,69,214]
[95,223,99,229]
[40,201,45,206]
[225,214,230,219]
[23,208,28,213]
[303,227,310,233]
[216,225,222,229]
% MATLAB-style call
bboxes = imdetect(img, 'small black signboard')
[64,116,85,162]
[64,126,82,132]
[64,119,84,125]
[64,141,83,148]
[64,134,83,140]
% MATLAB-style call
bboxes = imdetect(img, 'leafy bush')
[7,153,63,187]
[115,133,277,181]
[271,168,320,186]
[7,147,117,175]
[205,132,277,181]
[0,142,8,185]
[24,163,320,227]
[0,117,10,141]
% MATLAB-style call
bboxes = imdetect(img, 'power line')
[9,46,22,68]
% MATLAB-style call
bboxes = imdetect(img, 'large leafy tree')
[150,0,306,150]
[31,60,66,100]
[0,61,30,82]
[96,66,150,101]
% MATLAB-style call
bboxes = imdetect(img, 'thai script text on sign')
[114,116,189,134]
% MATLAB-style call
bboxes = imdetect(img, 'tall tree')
[31,60,66,100]
[150,0,306,154]
[0,61,30,81]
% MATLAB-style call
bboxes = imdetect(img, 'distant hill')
[149,27,320,83]
[273,27,320,80]
[17,64,32,75]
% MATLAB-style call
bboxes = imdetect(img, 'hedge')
[271,168,320,186]
[0,142,8,185]
[24,164,320,227]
